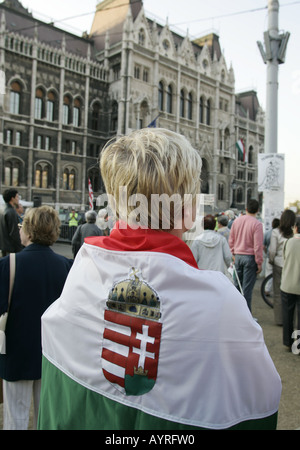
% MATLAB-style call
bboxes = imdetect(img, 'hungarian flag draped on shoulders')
[38,222,281,430]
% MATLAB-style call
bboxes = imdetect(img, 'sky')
[17,0,300,206]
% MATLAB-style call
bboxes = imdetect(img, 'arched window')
[91,102,100,130]
[237,187,243,203]
[46,91,55,121]
[167,84,173,114]
[248,146,254,165]
[180,89,185,118]
[158,82,164,111]
[10,81,21,114]
[111,101,118,131]
[63,95,71,125]
[63,167,76,190]
[199,96,204,123]
[35,88,44,119]
[187,92,193,120]
[35,163,49,189]
[218,183,224,201]
[206,99,211,125]
[73,98,81,127]
[4,160,20,186]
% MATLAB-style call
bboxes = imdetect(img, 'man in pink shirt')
[229,199,264,312]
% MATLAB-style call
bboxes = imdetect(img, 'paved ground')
[1,242,299,430]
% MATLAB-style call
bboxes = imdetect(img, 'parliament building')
[0,0,265,211]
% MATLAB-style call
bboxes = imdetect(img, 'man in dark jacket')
[71,210,103,258]
[0,189,23,256]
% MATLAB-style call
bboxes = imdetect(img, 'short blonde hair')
[22,205,61,246]
[100,128,202,229]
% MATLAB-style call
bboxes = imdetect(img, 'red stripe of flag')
[102,348,127,368]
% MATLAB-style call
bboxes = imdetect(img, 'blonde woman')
[0,206,72,429]
[38,129,281,430]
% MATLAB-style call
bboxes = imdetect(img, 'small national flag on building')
[88,178,94,210]
[147,114,160,128]
[236,139,247,163]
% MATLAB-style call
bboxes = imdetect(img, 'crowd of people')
[0,128,297,430]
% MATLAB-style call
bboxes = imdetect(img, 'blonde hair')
[22,205,61,246]
[100,128,202,230]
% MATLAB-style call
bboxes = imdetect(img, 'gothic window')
[16,131,21,146]
[134,65,140,79]
[35,88,44,119]
[63,95,71,125]
[45,136,51,150]
[158,81,164,111]
[237,187,243,203]
[91,102,100,130]
[180,89,185,118]
[73,98,81,127]
[143,69,149,83]
[4,160,20,186]
[46,91,55,121]
[10,81,21,114]
[35,163,49,189]
[6,129,12,145]
[248,146,254,165]
[199,96,204,123]
[111,101,118,131]
[36,135,42,149]
[167,85,173,114]
[187,92,193,120]
[218,183,224,201]
[206,99,211,125]
[63,167,76,190]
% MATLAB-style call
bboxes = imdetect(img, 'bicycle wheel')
[261,274,274,308]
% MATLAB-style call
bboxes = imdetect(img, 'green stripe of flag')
[38,357,278,430]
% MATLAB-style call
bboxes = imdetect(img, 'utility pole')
[257,0,290,229]
[257,0,290,154]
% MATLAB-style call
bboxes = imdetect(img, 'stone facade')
[0,0,265,211]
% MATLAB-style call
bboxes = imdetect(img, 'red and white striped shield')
[102,310,162,396]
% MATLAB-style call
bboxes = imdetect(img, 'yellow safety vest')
[69,212,78,227]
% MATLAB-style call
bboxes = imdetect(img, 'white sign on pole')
[258,153,285,193]
[263,191,285,232]
[258,154,285,232]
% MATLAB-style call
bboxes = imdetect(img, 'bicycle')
[260,273,274,308]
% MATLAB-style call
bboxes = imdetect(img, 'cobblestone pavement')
[1,243,299,430]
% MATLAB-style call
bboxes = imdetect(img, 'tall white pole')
[265,0,279,154]
[257,0,290,228]
[257,0,290,154]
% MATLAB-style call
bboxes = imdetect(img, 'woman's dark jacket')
[0,244,73,381]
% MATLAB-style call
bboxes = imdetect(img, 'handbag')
[0,253,16,354]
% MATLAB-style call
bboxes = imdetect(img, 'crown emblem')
[106,267,161,321]
[134,366,148,377]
